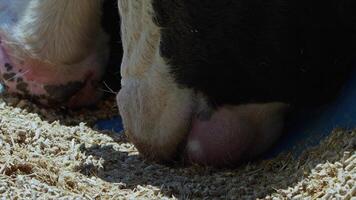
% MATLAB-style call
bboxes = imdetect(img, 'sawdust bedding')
[0,94,355,200]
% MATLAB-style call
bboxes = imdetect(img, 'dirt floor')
[0,95,355,199]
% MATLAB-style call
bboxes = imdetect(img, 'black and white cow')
[0,0,355,167]
[117,0,356,166]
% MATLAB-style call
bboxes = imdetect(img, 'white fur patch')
[1,0,105,65]
[118,0,196,159]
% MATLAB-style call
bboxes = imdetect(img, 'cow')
[0,0,355,167]
[0,0,117,107]
[117,0,356,166]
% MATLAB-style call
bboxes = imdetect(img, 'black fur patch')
[2,73,16,81]
[4,63,13,71]
[153,0,356,107]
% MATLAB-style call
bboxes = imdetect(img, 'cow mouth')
[0,35,106,108]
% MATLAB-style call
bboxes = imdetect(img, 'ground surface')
[0,95,355,199]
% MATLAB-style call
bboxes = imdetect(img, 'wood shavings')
[0,96,355,199]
